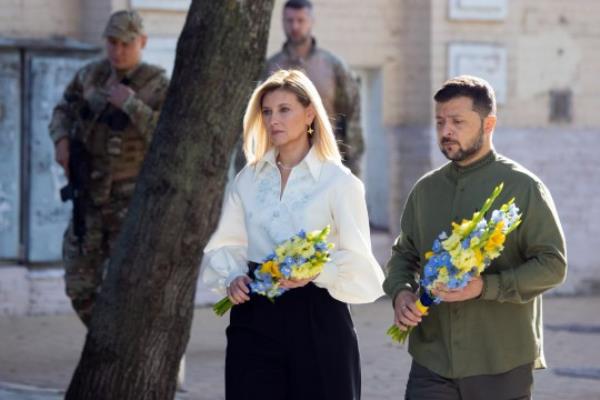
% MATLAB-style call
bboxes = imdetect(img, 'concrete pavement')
[1,296,600,400]
[1,233,599,399]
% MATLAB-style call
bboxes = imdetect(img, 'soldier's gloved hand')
[106,83,135,109]
[55,137,70,178]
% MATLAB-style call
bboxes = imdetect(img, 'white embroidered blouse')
[200,147,385,304]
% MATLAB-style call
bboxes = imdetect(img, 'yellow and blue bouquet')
[213,226,334,316]
[388,183,522,343]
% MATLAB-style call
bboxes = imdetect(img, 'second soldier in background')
[265,0,364,175]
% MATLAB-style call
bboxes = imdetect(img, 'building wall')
[80,0,113,44]
[430,0,600,128]
[0,0,81,39]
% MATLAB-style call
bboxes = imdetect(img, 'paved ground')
[1,296,600,400]
[1,233,599,399]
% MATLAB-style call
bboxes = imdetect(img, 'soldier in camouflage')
[49,10,169,327]
[265,0,364,175]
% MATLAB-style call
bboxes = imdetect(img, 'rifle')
[60,139,91,254]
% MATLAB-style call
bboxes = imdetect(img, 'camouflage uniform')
[48,58,169,325]
[265,38,364,175]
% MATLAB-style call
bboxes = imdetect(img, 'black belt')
[248,261,260,277]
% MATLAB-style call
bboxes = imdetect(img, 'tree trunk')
[65,1,274,399]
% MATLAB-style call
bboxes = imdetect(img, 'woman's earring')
[307,125,314,136]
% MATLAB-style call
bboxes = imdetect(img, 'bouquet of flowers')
[388,183,522,343]
[213,226,334,316]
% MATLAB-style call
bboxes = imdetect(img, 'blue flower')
[280,265,291,278]
[424,262,437,279]
[296,257,307,265]
[476,219,487,230]
[448,277,461,289]
[315,242,328,251]
[441,253,452,267]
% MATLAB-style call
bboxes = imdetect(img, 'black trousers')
[405,360,533,400]
[225,269,360,400]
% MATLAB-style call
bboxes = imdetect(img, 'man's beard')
[440,125,484,162]
[288,33,311,46]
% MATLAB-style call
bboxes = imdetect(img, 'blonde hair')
[242,69,342,165]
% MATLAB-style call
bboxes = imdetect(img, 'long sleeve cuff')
[481,274,500,300]
[392,286,415,305]
[225,271,247,288]
[312,262,339,288]
[121,94,141,117]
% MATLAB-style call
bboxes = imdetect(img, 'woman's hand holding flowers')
[227,275,252,305]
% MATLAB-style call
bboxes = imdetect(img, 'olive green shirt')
[383,151,567,379]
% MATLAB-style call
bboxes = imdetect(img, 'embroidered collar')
[255,146,323,182]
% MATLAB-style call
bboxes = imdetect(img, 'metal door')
[0,51,22,259]
[26,54,88,262]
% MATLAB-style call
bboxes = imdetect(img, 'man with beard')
[383,75,567,399]
[264,0,364,175]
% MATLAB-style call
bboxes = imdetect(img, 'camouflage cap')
[103,10,145,42]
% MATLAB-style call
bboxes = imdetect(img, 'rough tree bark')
[65,1,274,399]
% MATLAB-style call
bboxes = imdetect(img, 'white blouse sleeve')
[199,177,248,296]
[312,173,385,304]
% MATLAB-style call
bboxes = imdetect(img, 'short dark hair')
[284,0,313,10]
[434,75,496,117]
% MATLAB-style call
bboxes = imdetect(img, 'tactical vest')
[74,61,164,207]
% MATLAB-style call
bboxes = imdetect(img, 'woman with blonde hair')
[201,69,384,399]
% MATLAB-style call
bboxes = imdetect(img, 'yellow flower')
[485,247,501,260]
[425,251,434,259]
[437,266,449,285]
[494,220,505,234]
[485,231,505,252]
[288,242,303,255]
[452,219,472,236]
[455,248,477,272]
[469,236,481,248]
[442,233,461,251]
[299,243,315,259]
[291,262,323,280]
[275,245,288,259]
[473,248,485,273]
[260,260,282,279]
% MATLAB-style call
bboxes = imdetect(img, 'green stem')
[387,324,412,344]
[213,296,233,316]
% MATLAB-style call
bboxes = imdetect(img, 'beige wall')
[137,10,186,37]
[80,0,113,44]
[430,0,600,128]
[0,0,81,39]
